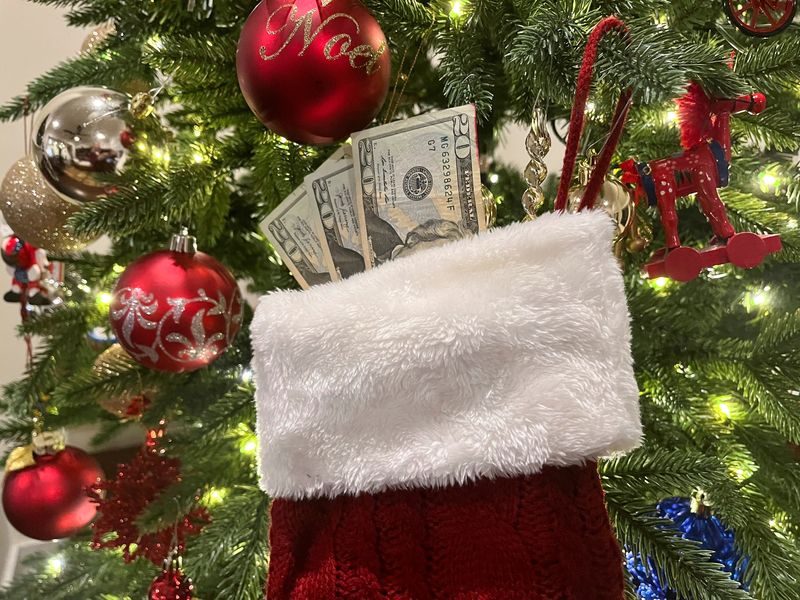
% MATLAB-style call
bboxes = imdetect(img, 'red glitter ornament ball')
[109,233,242,373]
[2,446,103,540]
[88,425,209,564]
[236,0,391,145]
[148,568,194,600]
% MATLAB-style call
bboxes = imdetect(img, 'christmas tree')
[1,0,800,598]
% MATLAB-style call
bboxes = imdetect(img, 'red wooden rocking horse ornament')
[621,84,781,282]
[724,0,797,38]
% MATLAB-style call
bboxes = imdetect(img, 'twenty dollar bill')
[261,186,338,289]
[352,104,485,267]
[305,158,366,279]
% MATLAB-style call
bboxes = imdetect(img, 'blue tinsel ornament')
[625,497,749,598]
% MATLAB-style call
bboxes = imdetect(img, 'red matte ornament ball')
[236,0,391,145]
[109,243,242,373]
[148,568,194,600]
[2,446,103,540]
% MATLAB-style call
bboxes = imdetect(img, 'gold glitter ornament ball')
[0,157,89,252]
[92,344,153,420]
[80,22,115,55]
[93,343,136,373]
[79,25,150,97]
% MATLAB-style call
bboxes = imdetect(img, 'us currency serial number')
[429,137,454,206]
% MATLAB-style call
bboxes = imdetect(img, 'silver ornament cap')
[169,228,197,253]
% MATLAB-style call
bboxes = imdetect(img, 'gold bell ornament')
[566,157,650,256]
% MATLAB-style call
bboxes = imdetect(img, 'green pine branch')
[185,486,270,600]
[601,448,729,500]
[0,47,152,122]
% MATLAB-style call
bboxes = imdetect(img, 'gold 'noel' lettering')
[258,1,385,73]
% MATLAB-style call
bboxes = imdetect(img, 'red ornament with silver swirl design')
[236,0,391,145]
[109,231,242,373]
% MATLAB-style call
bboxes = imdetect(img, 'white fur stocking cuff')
[251,210,642,500]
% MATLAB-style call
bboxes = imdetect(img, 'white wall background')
[0,2,89,414]
[0,0,566,585]
[0,1,90,581]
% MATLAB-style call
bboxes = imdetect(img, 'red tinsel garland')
[87,425,209,564]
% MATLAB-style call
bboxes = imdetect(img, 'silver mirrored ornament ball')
[32,86,131,204]
[0,157,89,252]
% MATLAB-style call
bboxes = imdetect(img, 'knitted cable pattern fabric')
[267,463,624,600]
[251,210,642,599]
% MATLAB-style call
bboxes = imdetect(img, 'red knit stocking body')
[267,463,624,600]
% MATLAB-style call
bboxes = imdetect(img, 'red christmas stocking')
[252,209,642,599]
[252,16,639,600]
